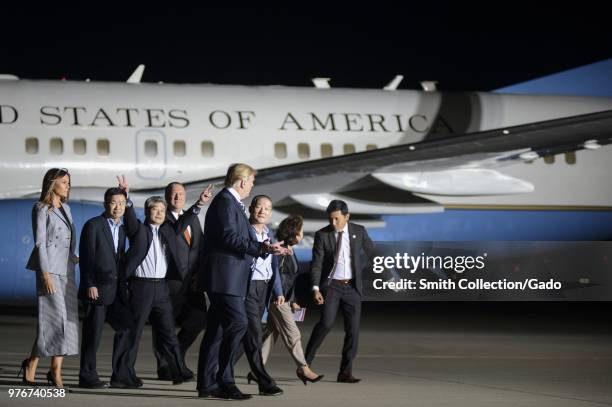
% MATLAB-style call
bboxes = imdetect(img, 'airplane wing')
[175,109,612,229]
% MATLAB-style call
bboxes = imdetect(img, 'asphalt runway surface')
[1,302,611,407]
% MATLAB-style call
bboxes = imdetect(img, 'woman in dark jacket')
[261,215,323,384]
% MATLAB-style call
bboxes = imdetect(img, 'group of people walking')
[18,163,375,400]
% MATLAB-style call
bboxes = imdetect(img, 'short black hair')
[326,199,349,215]
[249,194,272,210]
[104,188,127,206]
[164,182,185,201]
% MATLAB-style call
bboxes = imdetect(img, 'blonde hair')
[39,168,70,206]
[224,163,256,187]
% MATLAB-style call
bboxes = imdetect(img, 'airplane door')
[135,130,167,180]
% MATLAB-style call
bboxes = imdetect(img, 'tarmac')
[1,302,611,407]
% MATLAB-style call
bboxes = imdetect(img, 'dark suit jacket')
[198,188,262,297]
[310,222,375,296]
[165,205,203,282]
[78,213,126,305]
[123,202,198,281]
[278,253,300,302]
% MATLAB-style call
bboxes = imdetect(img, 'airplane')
[1,60,611,303]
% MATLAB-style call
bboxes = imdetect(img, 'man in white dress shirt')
[304,200,375,384]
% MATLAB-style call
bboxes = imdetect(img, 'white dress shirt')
[251,224,273,281]
[171,210,191,239]
[228,187,247,216]
[329,223,352,280]
[134,224,168,278]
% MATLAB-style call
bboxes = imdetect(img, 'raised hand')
[116,174,129,194]
[198,184,214,205]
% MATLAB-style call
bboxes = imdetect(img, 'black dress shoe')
[110,380,137,389]
[131,376,143,388]
[79,379,109,389]
[259,385,283,396]
[172,371,195,385]
[337,372,361,383]
[157,367,172,381]
[214,386,252,400]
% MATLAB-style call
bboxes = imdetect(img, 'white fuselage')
[1,79,611,208]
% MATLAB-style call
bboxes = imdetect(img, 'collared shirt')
[107,217,123,253]
[134,224,168,278]
[228,187,247,216]
[329,223,352,280]
[251,224,273,281]
[171,210,192,239]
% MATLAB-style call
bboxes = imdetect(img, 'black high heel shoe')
[246,372,259,385]
[296,368,324,386]
[46,371,63,388]
[17,359,35,386]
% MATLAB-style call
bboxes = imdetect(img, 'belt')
[332,279,352,284]
[253,279,270,284]
[131,277,165,282]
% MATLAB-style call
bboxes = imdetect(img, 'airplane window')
[201,141,214,157]
[25,138,39,155]
[565,151,576,165]
[366,144,377,151]
[145,140,158,157]
[50,138,63,155]
[74,138,86,155]
[343,143,355,154]
[298,143,310,159]
[97,139,110,156]
[321,143,333,158]
[274,142,287,159]
[544,154,555,164]
[174,140,186,157]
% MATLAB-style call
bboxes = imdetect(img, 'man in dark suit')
[154,182,211,380]
[120,178,211,387]
[305,200,375,384]
[78,187,136,389]
[196,163,287,400]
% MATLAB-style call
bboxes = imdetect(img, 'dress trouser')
[196,293,247,392]
[153,279,207,373]
[128,279,189,380]
[305,280,361,374]
[79,299,134,383]
[243,280,276,390]
[261,301,308,367]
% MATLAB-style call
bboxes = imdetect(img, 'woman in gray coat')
[19,168,79,388]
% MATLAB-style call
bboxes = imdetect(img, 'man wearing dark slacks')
[196,163,286,400]
[78,187,136,389]
[154,182,211,380]
[305,200,375,383]
[122,189,206,386]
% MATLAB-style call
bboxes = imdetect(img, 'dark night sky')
[3,3,611,91]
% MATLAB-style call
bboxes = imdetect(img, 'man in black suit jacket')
[196,163,287,400]
[154,182,212,380]
[78,187,135,389]
[305,200,375,383]
[120,179,210,387]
